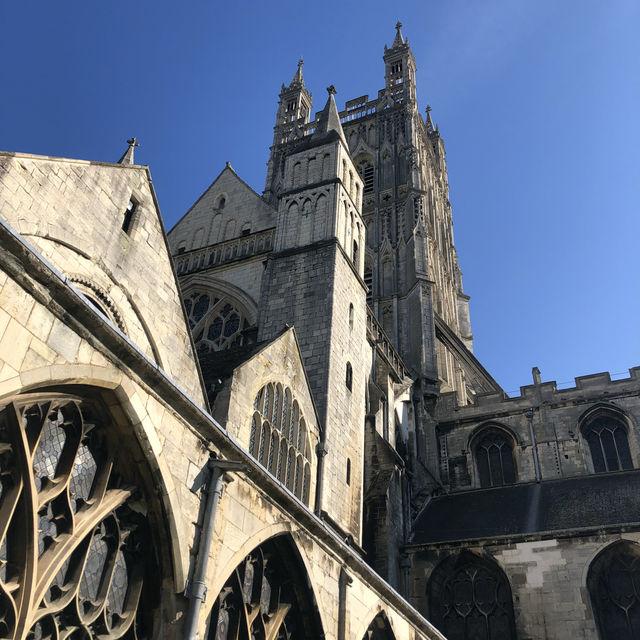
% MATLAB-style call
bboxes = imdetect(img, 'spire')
[313,85,346,145]
[393,21,405,47]
[118,138,139,165]
[290,58,305,87]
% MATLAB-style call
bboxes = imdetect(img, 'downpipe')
[183,454,246,640]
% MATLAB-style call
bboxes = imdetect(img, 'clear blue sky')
[2,1,638,395]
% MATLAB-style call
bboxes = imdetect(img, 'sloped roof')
[410,469,640,545]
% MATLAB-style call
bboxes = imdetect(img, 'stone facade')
[1,21,638,640]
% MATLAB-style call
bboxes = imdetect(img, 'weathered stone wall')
[436,371,640,490]
[409,531,640,640]
[0,220,444,640]
[168,165,276,253]
[0,152,205,405]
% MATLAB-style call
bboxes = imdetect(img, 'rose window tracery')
[183,292,249,354]
[0,393,159,639]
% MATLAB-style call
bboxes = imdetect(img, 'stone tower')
[258,87,368,540]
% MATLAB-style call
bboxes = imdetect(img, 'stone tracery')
[0,393,159,639]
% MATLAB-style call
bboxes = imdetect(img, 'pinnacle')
[393,20,405,47]
[314,85,346,145]
[290,58,305,86]
[118,137,139,165]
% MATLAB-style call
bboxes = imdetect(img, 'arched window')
[346,362,353,391]
[581,409,633,473]
[217,195,226,209]
[474,427,516,488]
[428,552,517,640]
[0,392,161,639]
[207,536,324,640]
[588,541,640,638]
[183,291,249,353]
[363,612,396,639]
[250,384,312,504]
[349,302,354,329]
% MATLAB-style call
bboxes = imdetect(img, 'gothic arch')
[0,385,175,639]
[0,371,190,588]
[205,533,325,640]
[587,540,640,639]
[362,611,396,639]
[468,423,519,488]
[428,551,517,640]
[578,403,636,473]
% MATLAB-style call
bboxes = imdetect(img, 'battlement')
[437,367,640,421]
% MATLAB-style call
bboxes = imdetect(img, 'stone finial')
[393,20,405,47]
[118,137,139,165]
[532,367,542,385]
[225,161,234,171]
[326,85,337,96]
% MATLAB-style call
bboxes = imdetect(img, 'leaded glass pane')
[0,395,159,639]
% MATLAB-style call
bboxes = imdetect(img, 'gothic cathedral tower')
[259,86,368,541]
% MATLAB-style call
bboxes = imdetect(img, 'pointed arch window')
[0,392,161,639]
[428,552,517,640]
[581,410,633,473]
[207,536,324,640]
[250,384,311,504]
[474,427,516,488]
[184,291,250,354]
[588,541,640,639]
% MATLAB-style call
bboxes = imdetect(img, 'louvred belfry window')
[249,384,311,504]
[428,552,517,640]
[0,393,159,639]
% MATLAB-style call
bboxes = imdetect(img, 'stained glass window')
[474,428,516,488]
[429,552,517,640]
[183,291,248,353]
[207,537,324,640]
[588,541,640,639]
[0,394,159,639]
[249,385,311,504]
[582,414,633,473]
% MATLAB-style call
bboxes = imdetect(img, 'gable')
[168,166,276,254]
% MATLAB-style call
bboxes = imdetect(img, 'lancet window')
[473,427,516,488]
[184,291,249,354]
[0,392,159,639]
[207,536,324,639]
[428,552,517,640]
[357,161,375,194]
[587,541,640,639]
[581,411,633,473]
[250,384,311,504]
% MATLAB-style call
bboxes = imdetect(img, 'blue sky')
[2,1,638,394]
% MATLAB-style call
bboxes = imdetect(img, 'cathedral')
[0,22,638,640]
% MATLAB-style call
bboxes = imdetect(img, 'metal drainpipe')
[184,454,246,640]
[526,408,542,482]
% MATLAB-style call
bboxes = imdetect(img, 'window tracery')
[428,552,516,640]
[250,384,311,504]
[581,411,633,473]
[184,292,250,354]
[588,541,640,639]
[0,393,159,640]
[207,536,324,640]
[473,427,516,488]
